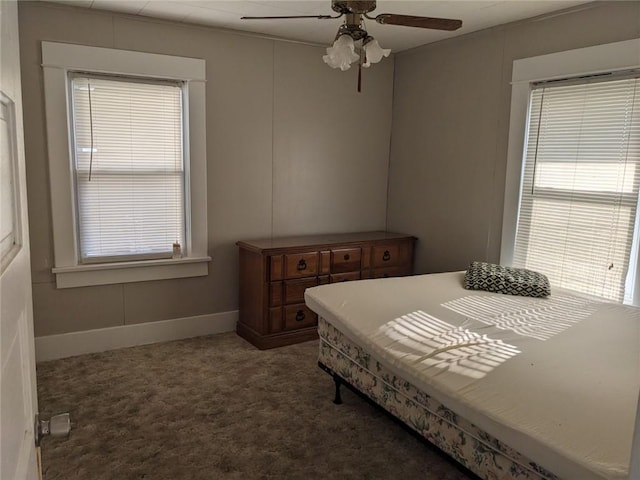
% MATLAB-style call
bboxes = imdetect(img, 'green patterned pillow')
[464,261,550,298]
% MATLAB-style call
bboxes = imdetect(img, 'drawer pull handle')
[295,310,305,322]
[382,250,391,262]
[343,254,350,261]
[297,259,307,271]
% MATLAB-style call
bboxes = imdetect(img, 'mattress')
[304,272,640,480]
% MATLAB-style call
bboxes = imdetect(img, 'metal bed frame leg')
[333,374,343,405]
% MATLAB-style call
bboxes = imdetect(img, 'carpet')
[37,333,477,480]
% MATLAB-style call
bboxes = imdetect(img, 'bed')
[304,272,640,480]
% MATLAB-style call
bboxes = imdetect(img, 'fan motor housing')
[337,22,367,41]
[332,1,376,15]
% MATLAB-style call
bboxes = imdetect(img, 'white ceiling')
[44,0,593,52]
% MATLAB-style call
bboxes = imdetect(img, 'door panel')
[1,1,39,478]
[1,319,32,479]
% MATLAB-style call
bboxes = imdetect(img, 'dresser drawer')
[284,278,318,305]
[330,271,361,283]
[372,244,400,268]
[284,252,318,279]
[283,304,317,331]
[372,266,407,279]
[330,248,361,273]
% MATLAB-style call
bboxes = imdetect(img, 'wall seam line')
[385,55,396,232]
[121,283,126,326]
[271,40,275,239]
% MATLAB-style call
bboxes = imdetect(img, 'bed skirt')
[317,317,559,480]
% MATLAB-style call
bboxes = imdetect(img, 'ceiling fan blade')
[241,14,338,20]
[374,14,462,31]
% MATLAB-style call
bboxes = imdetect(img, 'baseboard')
[35,310,238,362]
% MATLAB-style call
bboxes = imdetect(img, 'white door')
[1,1,40,479]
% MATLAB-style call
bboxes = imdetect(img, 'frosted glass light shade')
[323,35,359,71]
[363,38,391,68]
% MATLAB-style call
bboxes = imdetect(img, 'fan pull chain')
[357,44,364,93]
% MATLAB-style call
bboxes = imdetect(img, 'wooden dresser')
[236,231,416,349]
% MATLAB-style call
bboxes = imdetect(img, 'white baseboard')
[35,310,238,362]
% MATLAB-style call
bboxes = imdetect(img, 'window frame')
[500,37,640,304]
[68,73,187,264]
[42,42,209,288]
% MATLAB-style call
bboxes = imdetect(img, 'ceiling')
[44,0,593,52]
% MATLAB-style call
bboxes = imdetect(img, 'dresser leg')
[333,374,343,405]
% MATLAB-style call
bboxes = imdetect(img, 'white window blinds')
[513,76,640,302]
[70,75,185,263]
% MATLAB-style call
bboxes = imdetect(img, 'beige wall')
[18,2,394,336]
[387,1,640,274]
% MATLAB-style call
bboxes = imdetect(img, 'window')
[501,38,640,305]
[70,75,186,263]
[42,42,209,288]
[513,76,640,302]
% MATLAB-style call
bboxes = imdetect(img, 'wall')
[387,1,640,274]
[18,2,394,337]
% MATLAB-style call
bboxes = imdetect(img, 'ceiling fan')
[242,1,462,91]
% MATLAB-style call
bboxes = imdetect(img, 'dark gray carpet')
[37,333,476,479]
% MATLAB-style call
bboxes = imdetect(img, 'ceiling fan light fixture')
[362,37,390,68]
[242,0,463,76]
[322,34,359,71]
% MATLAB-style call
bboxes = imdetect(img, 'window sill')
[52,256,211,289]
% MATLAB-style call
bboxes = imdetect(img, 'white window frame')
[42,42,209,288]
[501,37,640,304]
